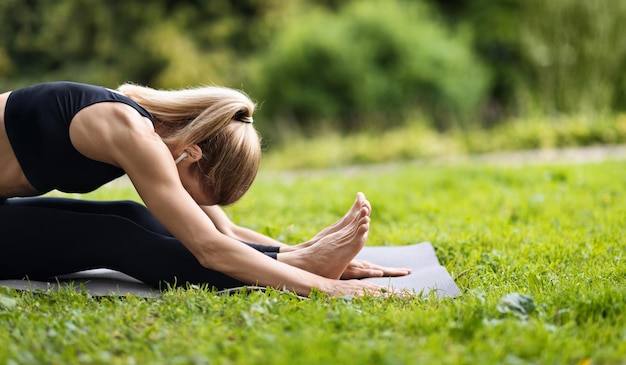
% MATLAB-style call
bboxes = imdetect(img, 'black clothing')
[1,82,280,290]
[4,81,151,194]
[0,198,279,290]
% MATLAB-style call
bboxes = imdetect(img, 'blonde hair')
[118,83,260,206]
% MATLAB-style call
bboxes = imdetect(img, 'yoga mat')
[355,242,461,297]
[0,242,460,298]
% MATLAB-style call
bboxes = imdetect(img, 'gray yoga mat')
[0,242,460,298]
[355,242,461,297]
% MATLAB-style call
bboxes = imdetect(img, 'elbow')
[195,247,220,271]
[190,236,230,272]
[184,232,249,276]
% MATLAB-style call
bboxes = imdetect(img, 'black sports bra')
[4,81,153,194]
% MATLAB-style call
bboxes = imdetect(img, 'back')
[4,82,153,194]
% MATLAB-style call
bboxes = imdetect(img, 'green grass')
[261,114,626,170]
[2,159,625,364]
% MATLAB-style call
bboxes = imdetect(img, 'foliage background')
[2,3,625,363]
[1,0,626,148]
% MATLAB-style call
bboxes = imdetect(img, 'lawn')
[1,158,625,364]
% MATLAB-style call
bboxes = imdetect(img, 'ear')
[186,144,203,162]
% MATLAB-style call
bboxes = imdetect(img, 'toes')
[363,200,372,215]
[356,217,370,235]
[352,194,365,212]
[358,196,371,217]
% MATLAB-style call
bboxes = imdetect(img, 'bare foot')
[310,192,370,240]
[278,208,370,279]
[282,192,371,252]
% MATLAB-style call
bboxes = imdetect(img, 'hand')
[340,259,412,280]
[323,278,388,297]
[321,278,414,298]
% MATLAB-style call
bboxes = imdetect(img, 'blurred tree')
[249,0,490,137]
[136,0,280,87]
[2,0,625,138]
[519,0,626,115]
[0,0,279,88]
[427,0,525,123]
[429,0,626,118]
[0,0,165,88]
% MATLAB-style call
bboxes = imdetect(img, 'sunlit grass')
[261,114,626,170]
[3,158,625,364]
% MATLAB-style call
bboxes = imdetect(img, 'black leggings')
[0,197,280,290]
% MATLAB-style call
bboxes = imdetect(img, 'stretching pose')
[0,81,409,297]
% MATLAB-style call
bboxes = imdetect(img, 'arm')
[200,205,290,248]
[69,103,381,296]
[202,198,411,280]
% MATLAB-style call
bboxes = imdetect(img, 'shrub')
[431,0,626,118]
[518,0,626,115]
[249,0,490,140]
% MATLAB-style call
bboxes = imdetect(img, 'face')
[173,145,218,206]
[177,164,218,206]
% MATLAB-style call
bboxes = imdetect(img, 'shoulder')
[11,81,98,98]
[70,102,163,166]
[73,101,156,143]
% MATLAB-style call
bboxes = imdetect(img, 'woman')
[0,81,409,297]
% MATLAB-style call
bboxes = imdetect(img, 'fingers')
[341,266,410,279]
[379,266,412,277]
[353,281,387,297]
[328,279,381,297]
[352,282,413,298]
[325,278,415,298]
[362,261,411,277]
[344,260,412,278]
[340,268,383,280]
[364,269,384,277]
